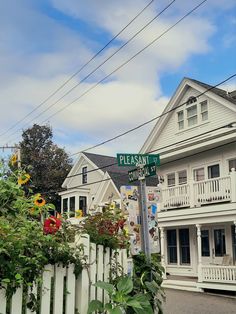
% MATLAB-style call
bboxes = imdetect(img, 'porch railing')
[201,265,236,284]
[193,176,231,205]
[162,184,190,209]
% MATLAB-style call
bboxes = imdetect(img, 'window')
[178,170,187,185]
[187,96,197,105]
[63,198,68,212]
[179,229,190,264]
[167,230,177,264]
[177,111,184,130]
[193,168,205,181]
[82,166,87,184]
[69,196,75,213]
[200,100,208,121]
[208,164,220,179]
[232,226,236,264]
[214,229,226,257]
[229,159,236,172]
[187,105,198,127]
[79,196,87,216]
[167,173,175,187]
[201,230,210,257]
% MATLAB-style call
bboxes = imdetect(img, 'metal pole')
[139,174,151,263]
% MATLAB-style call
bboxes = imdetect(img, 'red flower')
[43,216,61,234]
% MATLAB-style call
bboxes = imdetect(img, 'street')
[163,289,236,314]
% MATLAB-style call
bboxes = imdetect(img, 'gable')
[140,78,236,155]
[62,153,104,189]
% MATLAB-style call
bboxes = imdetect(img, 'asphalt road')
[162,289,236,314]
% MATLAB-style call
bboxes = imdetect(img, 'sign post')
[117,153,160,263]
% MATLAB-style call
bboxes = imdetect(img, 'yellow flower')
[10,154,18,166]
[34,194,46,207]
[75,209,83,218]
[18,173,30,185]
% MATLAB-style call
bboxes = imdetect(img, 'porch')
[161,169,236,211]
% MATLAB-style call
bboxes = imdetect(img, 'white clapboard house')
[140,78,236,292]
[60,152,157,216]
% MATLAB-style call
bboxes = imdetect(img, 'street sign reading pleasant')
[117,153,160,167]
[128,163,156,182]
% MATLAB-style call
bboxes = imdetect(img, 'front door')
[201,227,226,264]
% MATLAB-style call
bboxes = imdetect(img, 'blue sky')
[0,0,235,158]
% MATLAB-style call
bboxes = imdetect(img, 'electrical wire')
[69,73,236,156]
[0,0,155,138]
[6,0,177,143]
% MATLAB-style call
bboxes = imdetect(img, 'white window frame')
[82,166,88,184]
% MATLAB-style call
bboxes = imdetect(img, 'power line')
[0,0,155,138]
[54,140,236,194]
[69,73,236,156]
[6,0,176,143]
[63,122,236,180]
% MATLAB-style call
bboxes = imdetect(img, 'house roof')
[189,78,236,105]
[83,152,158,190]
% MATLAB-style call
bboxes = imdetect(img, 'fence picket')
[75,234,90,314]
[26,283,37,314]
[53,265,66,314]
[121,249,128,275]
[104,247,111,304]
[40,264,53,314]
[65,265,76,314]
[0,286,6,314]
[89,242,97,302]
[10,286,23,314]
[96,245,104,303]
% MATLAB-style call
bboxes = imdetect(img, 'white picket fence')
[0,234,128,314]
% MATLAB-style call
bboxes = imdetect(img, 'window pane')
[194,168,205,181]
[201,100,208,112]
[232,226,236,264]
[188,116,198,127]
[178,121,184,130]
[214,229,226,257]
[187,105,197,117]
[208,164,220,179]
[167,173,175,186]
[69,196,75,213]
[229,159,236,172]
[178,111,184,121]
[201,230,210,256]
[179,229,190,264]
[201,111,208,121]
[178,170,187,185]
[82,166,87,184]
[167,230,177,264]
[79,196,87,216]
[63,198,68,211]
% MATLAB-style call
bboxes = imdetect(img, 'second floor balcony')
[161,169,236,211]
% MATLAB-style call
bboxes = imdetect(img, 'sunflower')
[10,154,18,166]
[18,173,30,185]
[34,194,46,207]
[75,209,83,218]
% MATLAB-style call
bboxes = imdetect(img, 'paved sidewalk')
[163,289,236,314]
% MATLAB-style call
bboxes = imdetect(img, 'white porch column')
[196,224,202,282]
[189,177,195,208]
[230,168,236,202]
[160,227,167,279]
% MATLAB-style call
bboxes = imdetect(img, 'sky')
[0,0,235,160]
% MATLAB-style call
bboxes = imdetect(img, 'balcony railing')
[200,265,236,284]
[161,171,236,211]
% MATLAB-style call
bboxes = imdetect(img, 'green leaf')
[2,278,10,283]
[108,306,123,314]
[117,276,133,294]
[94,281,114,294]
[87,300,103,313]
[126,299,143,309]
[145,281,158,294]
[104,303,113,310]
[15,273,22,280]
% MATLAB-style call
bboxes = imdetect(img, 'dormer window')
[177,97,208,130]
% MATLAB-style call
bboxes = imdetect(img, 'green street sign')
[117,153,160,167]
[128,163,156,182]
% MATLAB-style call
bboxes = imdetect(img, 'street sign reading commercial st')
[128,163,156,182]
[117,153,160,167]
